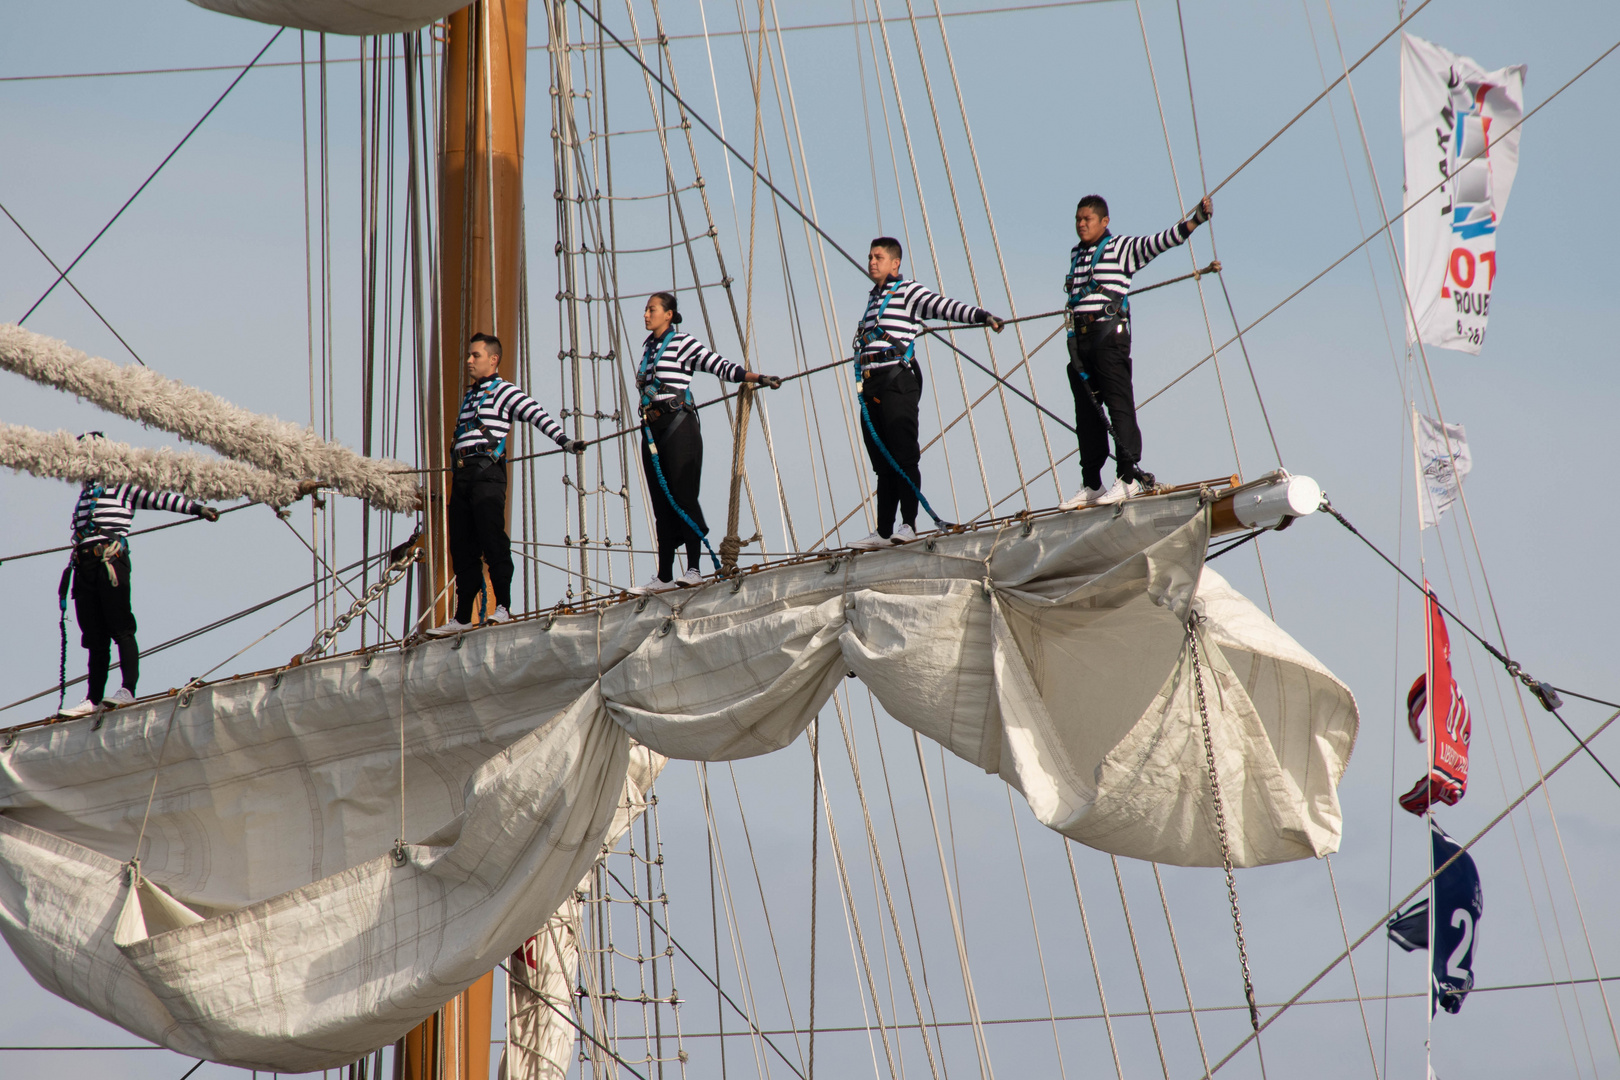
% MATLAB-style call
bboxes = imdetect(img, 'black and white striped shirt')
[70,483,200,546]
[855,276,991,369]
[637,331,747,404]
[1064,221,1195,319]
[452,376,568,458]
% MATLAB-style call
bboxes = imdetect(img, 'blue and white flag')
[1389,820,1483,1013]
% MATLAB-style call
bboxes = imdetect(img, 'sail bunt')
[0,491,1357,1071]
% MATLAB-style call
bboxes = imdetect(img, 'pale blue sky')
[1,1,1618,1077]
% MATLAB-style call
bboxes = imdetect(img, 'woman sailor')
[628,291,782,595]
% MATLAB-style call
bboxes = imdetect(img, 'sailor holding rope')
[849,237,1003,550]
[57,432,219,718]
[1060,194,1212,509]
[428,333,584,636]
[628,292,782,596]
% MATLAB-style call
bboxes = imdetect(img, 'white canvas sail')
[0,494,1357,1071]
[185,0,467,35]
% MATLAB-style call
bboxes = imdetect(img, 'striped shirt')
[638,330,747,404]
[1064,221,1195,319]
[452,376,568,458]
[855,276,991,369]
[70,483,200,546]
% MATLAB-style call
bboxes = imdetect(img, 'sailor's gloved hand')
[753,373,783,390]
[1189,195,1213,226]
[565,439,588,454]
[984,314,1006,333]
[195,505,220,522]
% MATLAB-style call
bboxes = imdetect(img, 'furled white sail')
[185,0,464,35]
[0,493,1357,1071]
[0,325,421,512]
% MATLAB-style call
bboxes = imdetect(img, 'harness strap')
[453,380,508,461]
[638,331,694,410]
[1065,233,1129,334]
[853,279,917,368]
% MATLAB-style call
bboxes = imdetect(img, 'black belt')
[1072,312,1127,334]
[641,401,695,423]
[74,540,124,562]
[453,452,502,472]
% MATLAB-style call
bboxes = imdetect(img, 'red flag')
[1400,585,1472,816]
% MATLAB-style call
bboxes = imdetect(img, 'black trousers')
[859,364,923,536]
[1067,320,1143,490]
[71,551,138,702]
[447,459,513,622]
[640,408,706,580]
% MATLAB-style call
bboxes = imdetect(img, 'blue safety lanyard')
[640,330,721,573]
[453,379,507,460]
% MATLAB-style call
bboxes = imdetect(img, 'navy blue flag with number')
[1388,820,1483,1014]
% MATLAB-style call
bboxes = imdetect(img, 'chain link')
[1187,616,1261,1033]
[300,535,422,663]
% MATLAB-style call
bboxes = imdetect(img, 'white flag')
[1402,34,1526,355]
[1417,413,1471,529]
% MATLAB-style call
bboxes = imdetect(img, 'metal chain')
[1187,616,1261,1032]
[300,533,422,663]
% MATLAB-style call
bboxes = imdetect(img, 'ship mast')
[407,1,528,1077]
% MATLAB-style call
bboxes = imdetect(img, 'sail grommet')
[360,650,375,670]
[1,730,15,750]
[659,618,675,637]
[270,670,283,690]
[179,685,197,708]
[452,634,465,651]
[925,537,938,552]
[391,839,408,867]
[824,557,843,575]
[635,596,651,614]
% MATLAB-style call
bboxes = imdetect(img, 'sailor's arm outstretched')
[629,291,783,596]
[849,236,1003,551]
[1060,194,1211,510]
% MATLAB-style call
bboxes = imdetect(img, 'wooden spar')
[408,0,528,1076]
[423,0,529,629]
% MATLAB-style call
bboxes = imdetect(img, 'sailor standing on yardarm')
[57,432,220,719]
[628,291,782,596]
[428,333,584,636]
[848,237,1003,551]
[1059,194,1211,509]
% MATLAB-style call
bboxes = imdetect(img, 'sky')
[2,0,1619,1078]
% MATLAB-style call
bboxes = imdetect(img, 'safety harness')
[639,330,722,573]
[1064,232,1130,336]
[852,280,953,529]
[452,378,508,468]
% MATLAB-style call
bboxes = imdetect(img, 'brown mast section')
[423,0,529,630]
[408,1,527,1077]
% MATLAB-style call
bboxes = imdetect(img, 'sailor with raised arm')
[848,237,1003,551]
[628,291,782,596]
[57,432,220,719]
[1060,194,1212,509]
[428,333,584,637]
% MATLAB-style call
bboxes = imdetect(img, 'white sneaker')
[102,687,135,709]
[674,567,705,588]
[426,618,472,637]
[58,698,99,720]
[488,606,512,624]
[1060,484,1108,510]
[891,524,917,544]
[1094,478,1132,505]
[849,531,890,551]
[627,576,678,596]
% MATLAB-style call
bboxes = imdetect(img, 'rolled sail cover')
[186,0,466,34]
[0,492,1357,1071]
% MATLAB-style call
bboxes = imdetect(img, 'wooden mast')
[407,1,527,1077]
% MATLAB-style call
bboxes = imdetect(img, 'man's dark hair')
[649,291,683,325]
[870,236,903,261]
[470,332,502,358]
[1076,195,1109,219]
